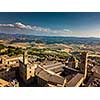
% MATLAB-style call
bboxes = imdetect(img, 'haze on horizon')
[0,12,100,38]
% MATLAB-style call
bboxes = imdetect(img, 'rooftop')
[35,65,65,85]
[67,73,84,87]
[91,66,100,74]
[88,77,100,87]
[0,79,12,87]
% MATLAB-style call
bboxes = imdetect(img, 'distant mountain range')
[0,33,100,45]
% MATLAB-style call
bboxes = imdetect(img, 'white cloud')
[0,22,72,36]
[0,24,14,27]
[14,22,32,30]
[63,29,72,33]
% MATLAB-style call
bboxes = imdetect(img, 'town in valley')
[0,12,100,87]
[0,35,100,87]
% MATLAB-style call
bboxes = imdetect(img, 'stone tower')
[23,50,28,64]
[80,52,88,79]
[19,50,35,84]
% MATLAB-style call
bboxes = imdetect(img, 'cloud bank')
[0,22,72,36]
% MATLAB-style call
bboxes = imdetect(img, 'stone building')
[0,55,23,66]
[35,65,65,87]
[19,51,36,84]
[0,78,13,87]
[68,56,78,69]
[35,52,88,87]
[0,67,16,81]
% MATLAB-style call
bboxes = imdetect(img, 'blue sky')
[0,12,100,37]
